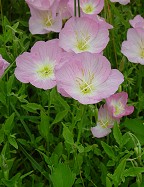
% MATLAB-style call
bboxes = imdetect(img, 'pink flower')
[91,104,119,138]
[0,55,10,77]
[15,39,63,90]
[59,17,110,54]
[25,0,56,10]
[29,3,62,34]
[68,0,104,16]
[57,0,71,20]
[55,52,124,104]
[110,0,130,5]
[106,92,134,119]
[121,28,144,64]
[129,15,144,29]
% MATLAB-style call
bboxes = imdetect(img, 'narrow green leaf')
[113,123,122,146]
[112,159,126,185]
[123,167,144,177]
[63,124,74,145]
[4,113,15,135]
[52,110,68,125]
[106,177,112,187]
[18,143,49,180]
[101,141,115,160]
[8,136,18,149]
[38,111,49,139]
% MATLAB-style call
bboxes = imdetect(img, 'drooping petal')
[91,125,111,138]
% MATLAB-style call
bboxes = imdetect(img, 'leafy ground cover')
[0,0,144,186]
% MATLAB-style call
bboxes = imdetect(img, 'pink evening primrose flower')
[91,104,119,138]
[29,3,62,34]
[121,28,144,65]
[55,52,124,104]
[0,55,10,77]
[59,17,110,54]
[110,0,130,5]
[129,15,144,29]
[68,0,104,16]
[25,0,56,10]
[14,39,63,90]
[106,92,134,119]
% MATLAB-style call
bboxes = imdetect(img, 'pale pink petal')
[91,125,111,138]
[0,55,10,77]
[129,15,144,29]
[110,0,130,5]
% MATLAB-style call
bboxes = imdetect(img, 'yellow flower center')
[43,13,53,27]
[76,40,89,51]
[76,71,94,95]
[37,65,54,79]
[83,4,94,14]
[114,102,124,116]
[140,49,144,58]
[75,32,91,52]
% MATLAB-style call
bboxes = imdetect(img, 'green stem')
[74,0,77,17]
[137,65,143,117]
[76,104,86,144]
[77,0,81,17]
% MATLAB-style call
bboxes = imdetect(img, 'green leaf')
[7,74,15,94]
[101,141,115,160]
[123,167,144,177]
[63,124,74,145]
[106,177,112,187]
[123,118,144,145]
[52,110,68,125]
[0,92,6,105]
[8,136,18,149]
[0,128,4,144]
[4,113,15,135]
[50,163,76,187]
[38,111,49,139]
[110,159,126,186]
[113,123,123,146]
[123,118,144,136]
[18,143,49,180]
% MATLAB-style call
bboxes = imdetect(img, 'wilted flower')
[0,55,10,77]
[106,92,134,119]
[91,104,119,138]
[15,39,63,90]
[110,0,130,5]
[55,52,124,104]
[121,28,144,65]
[129,15,144,29]
[59,17,110,54]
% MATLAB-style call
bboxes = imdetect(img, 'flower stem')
[77,0,81,17]
[74,0,77,17]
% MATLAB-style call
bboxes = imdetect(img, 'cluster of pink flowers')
[91,92,134,138]
[15,0,124,104]
[13,0,134,138]
[121,15,144,65]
